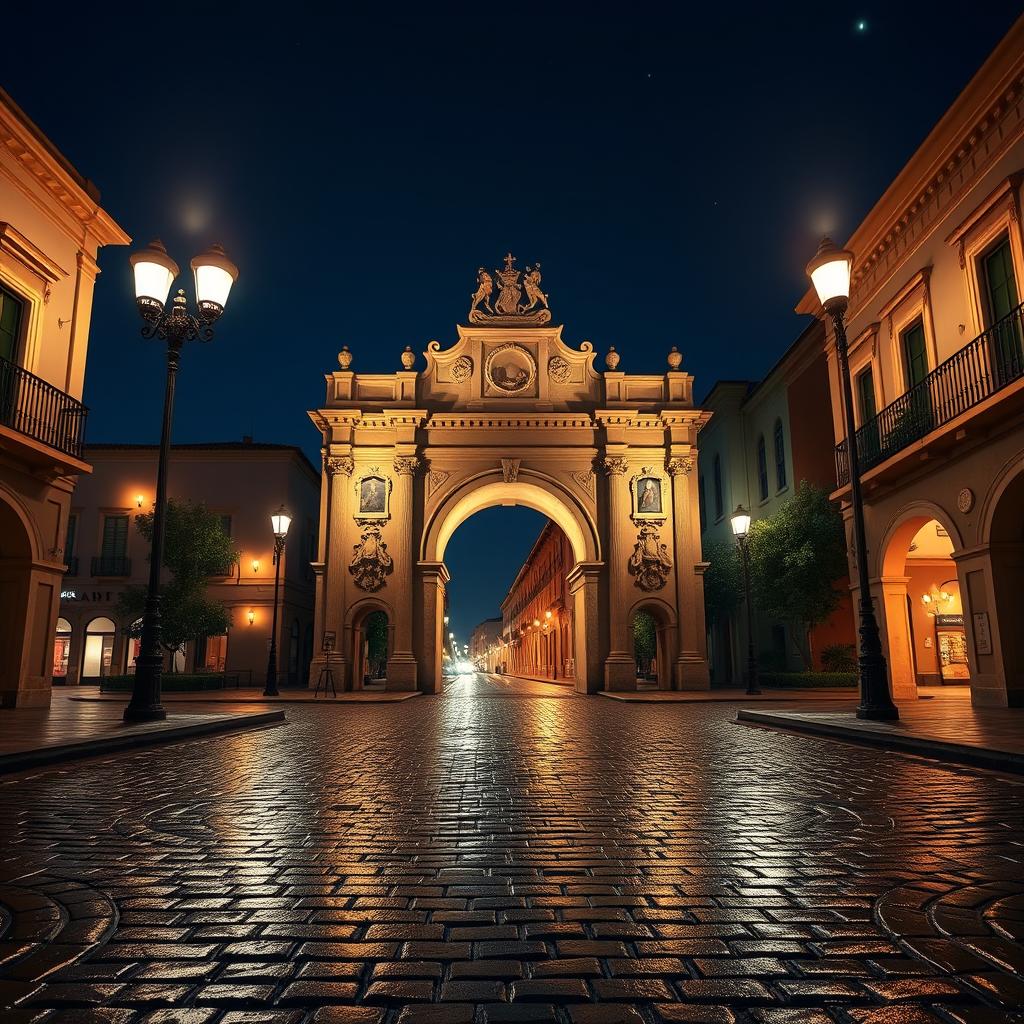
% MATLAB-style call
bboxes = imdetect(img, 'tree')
[701,540,742,625]
[117,501,237,669]
[746,482,847,669]
[632,610,657,676]
[366,611,389,678]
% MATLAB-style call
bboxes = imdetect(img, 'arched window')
[83,617,117,680]
[774,419,787,490]
[712,455,723,520]
[53,618,72,680]
[756,435,768,501]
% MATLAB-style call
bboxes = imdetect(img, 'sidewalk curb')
[736,708,1024,775]
[600,690,857,703]
[66,692,420,705]
[0,709,286,775]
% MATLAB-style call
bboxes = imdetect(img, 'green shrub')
[821,643,856,672]
[100,674,227,692]
[759,671,857,689]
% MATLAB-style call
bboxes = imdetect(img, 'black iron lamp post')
[730,505,761,695]
[807,237,899,720]
[263,505,292,696]
[124,240,238,723]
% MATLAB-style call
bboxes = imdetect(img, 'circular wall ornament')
[957,487,975,514]
[548,355,571,384]
[485,343,537,395]
[450,355,473,382]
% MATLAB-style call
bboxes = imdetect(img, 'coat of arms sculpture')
[469,252,551,325]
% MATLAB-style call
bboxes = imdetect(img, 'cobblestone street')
[1,676,1022,1024]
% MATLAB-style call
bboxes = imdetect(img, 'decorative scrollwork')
[428,470,450,496]
[601,456,629,476]
[327,456,354,476]
[571,470,595,495]
[349,522,393,592]
[629,523,672,592]
[469,253,552,325]
[548,356,571,384]
[393,456,421,476]
[666,457,693,477]
[450,356,473,382]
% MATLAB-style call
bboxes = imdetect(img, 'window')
[756,436,768,501]
[65,514,77,559]
[101,514,129,559]
[856,367,877,424]
[698,475,706,531]
[0,285,25,364]
[712,455,723,520]
[773,420,786,491]
[82,616,116,679]
[202,634,228,673]
[981,235,1022,382]
[53,618,72,679]
[219,514,233,537]
[901,319,929,389]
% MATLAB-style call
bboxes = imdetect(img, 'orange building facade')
[497,521,575,684]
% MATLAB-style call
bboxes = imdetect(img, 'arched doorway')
[422,473,601,694]
[82,616,117,683]
[631,601,676,690]
[880,512,967,699]
[350,603,392,689]
[0,496,35,704]
[53,617,72,683]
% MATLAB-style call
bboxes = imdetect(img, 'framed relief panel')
[630,466,667,521]
[354,470,391,521]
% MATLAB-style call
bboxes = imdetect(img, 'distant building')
[0,88,129,707]
[56,441,319,688]
[699,319,855,683]
[498,521,575,684]
[799,16,1024,707]
[469,617,502,671]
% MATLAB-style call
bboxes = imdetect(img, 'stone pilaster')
[417,561,450,694]
[385,455,420,690]
[668,456,710,689]
[324,455,354,690]
[568,561,603,693]
[602,455,636,691]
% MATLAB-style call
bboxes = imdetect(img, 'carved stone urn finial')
[338,345,353,370]
[667,346,683,370]
[401,346,416,370]
[605,346,620,371]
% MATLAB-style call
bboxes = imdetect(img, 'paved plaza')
[0,674,1022,1023]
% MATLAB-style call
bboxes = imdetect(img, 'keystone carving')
[501,458,521,483]
[628,522,672,592]
[350,522,393,592]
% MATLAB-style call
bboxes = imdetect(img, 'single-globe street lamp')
[730,505,761,696]
[807,237,899,720]
[263,505,292,696]
[124,240,238,723]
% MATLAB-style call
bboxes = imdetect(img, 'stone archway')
[877,503,966,701]
[0,493,36,706]
[420,472,602,694]
[308,255,710,696]
[628,597,677,691]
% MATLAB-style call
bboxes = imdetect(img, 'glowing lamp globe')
[730,505,751,539]
[191,244,239,319]
[130,239,178,311]
[806,237,853,310]
[270,505,292,540]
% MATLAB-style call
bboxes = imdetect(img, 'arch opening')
[630,600,676,691]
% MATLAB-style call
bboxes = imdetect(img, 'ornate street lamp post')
[264,505,292,696]
[125,240,238,723]
[730,506,761,696]
[807,237,899,720]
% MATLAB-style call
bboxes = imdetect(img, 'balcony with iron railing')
[836,301,1024,487]
[0,354,88,461]
[91,556,132,578]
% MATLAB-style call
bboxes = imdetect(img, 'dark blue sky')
[2,3,1018,645]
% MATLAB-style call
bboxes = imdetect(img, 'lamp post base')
[856,704,900,721]
[123,703,168,723]
[124,656,166,723]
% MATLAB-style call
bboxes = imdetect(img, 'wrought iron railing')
[836,301,1024,486]
[91,556,131,577]
[0,355,88,460]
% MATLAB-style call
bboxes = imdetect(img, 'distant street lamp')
[730,506,761,696]
[263,505,292,696]
[807,237,899,720]
[124,240,238,723]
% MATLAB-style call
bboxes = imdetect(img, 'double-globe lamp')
[806,238,899,720]
[264,505,293,696]
[729,506,760,696]
[124,241,238,723]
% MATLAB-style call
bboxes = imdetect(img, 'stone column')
[669,456,710,690]
[416,561,449,694]
[568,561,603,693]
[602,456,636,690]
[878,575,916,701]
[323,455,354,690]
[385,455,419,690]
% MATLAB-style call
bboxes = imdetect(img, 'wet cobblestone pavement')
[1,675,1022,1023]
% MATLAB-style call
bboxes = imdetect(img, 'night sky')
[2,4,1018,648]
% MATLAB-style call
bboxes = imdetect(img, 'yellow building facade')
[801,17,1024,707]
[0,88,128,706]
[309,258,710,693]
